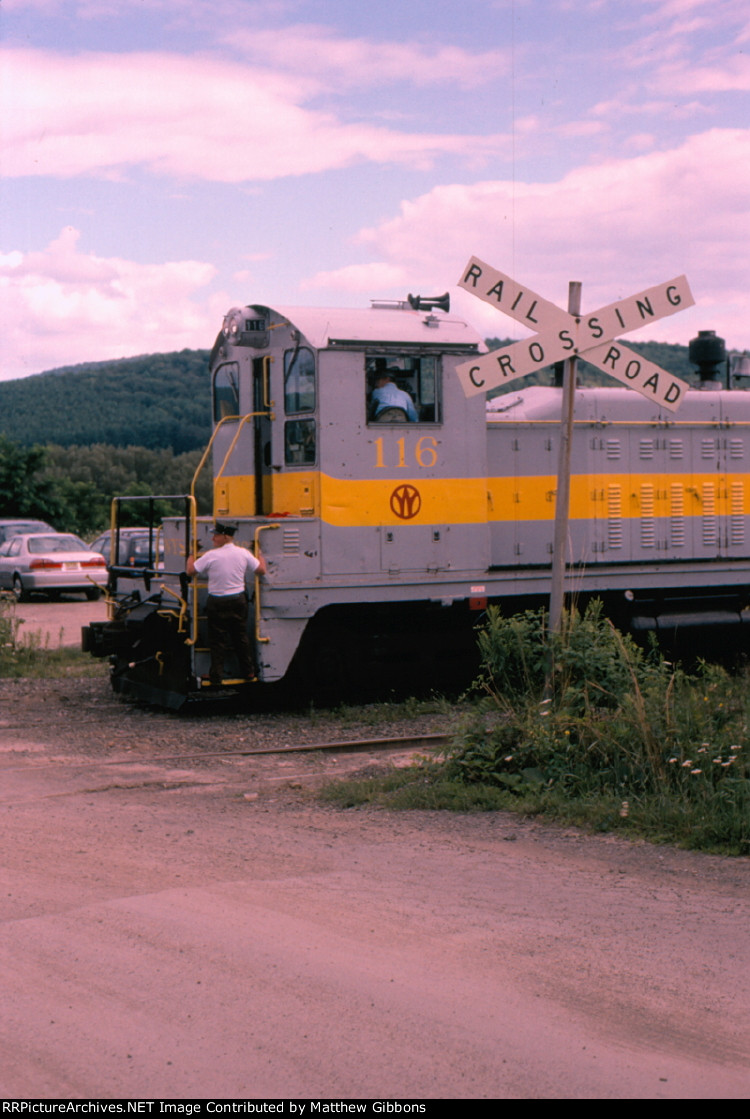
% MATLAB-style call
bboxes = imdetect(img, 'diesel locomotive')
[83,295,750,707]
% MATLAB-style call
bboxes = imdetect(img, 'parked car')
[0,533,107,601]
[90,528,164,569]
[0,518,55,547]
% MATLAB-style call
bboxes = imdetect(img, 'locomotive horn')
[407,292,450,313]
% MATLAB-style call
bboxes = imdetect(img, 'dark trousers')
[206,592,255,683]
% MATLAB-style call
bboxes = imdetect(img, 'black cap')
[213,521,237,536]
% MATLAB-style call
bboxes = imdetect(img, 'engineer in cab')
[371,369,418,422]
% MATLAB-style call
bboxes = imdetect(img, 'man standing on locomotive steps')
[187,522,267,686]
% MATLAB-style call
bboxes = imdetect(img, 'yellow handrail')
[215,414,259,484]
[190,414,246,501]
[157,582,189,636]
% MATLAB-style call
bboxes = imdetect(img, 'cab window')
[213,362,240,421]
[284,347,316,413]
[285,419,316,465]
[284,347,316,465]
[366,355,440,423]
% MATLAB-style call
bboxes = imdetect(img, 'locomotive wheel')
[12,576,28,603]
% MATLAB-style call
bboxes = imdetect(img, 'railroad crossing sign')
[456,257,695,412]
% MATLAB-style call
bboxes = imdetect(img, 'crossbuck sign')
[456,257,695,412]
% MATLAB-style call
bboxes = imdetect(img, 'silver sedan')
[0,534,108,601]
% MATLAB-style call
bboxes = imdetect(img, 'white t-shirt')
[193,542,261,596]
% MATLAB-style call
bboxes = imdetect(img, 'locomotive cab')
[86,298,490,705]
[204,300,489,692]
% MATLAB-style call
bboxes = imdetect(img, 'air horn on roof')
[407,292,450,313]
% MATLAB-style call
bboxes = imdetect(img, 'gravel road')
[1,676,749,1100]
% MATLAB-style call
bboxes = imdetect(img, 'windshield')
[28,535,88,553]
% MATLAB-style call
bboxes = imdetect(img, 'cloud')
[0,227,223,379]
[228,24,511,90]
[557,120,608,138]
[352,128,750,347]
[301,262,410,294]
[0,0,244,15]
[625,0,750,84]
[658,55,750,94]
[1,48,507,182]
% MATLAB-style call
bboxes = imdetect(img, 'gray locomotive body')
[84,300,750,706]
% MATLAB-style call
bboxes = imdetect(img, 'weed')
[445,603,750,852]
[0,596,105,679]
[320,602,750,854]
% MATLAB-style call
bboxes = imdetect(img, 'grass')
[320,765,512,812]
[305,693,458,728]
[321,753,750,855]
[0,595,107,679]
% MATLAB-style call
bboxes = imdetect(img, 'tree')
[0,436,54,517]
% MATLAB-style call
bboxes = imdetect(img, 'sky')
[1,0,748,381]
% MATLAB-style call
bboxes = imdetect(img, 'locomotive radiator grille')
[607,485,623,549]
[730,482,744,546]
[670,483,686,547]
[702,483,717,546]
[640,484,656,548]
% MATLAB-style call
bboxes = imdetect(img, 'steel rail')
[0,732,451,772]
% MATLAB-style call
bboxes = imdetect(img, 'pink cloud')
[353,128,750,348]
[301,262,410,293]
[228,24,511,90]
[557,120,608,138]
[0,227,223,379]
[1,48,508,182]
[658,55,750,93]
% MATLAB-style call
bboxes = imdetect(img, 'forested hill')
[0,350,212,452]
[0,340,701,451]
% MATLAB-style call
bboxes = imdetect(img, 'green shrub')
[447,603,750,852]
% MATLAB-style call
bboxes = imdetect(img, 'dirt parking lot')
[0,671,749,1100]
[13,595,107,648]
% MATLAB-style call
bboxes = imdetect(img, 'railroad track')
[0,732,451,772]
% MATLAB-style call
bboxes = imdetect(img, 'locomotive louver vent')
[670,484,686,548]
[283,528,301,555]
[607,485,623,549]
[640,484,655,548]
